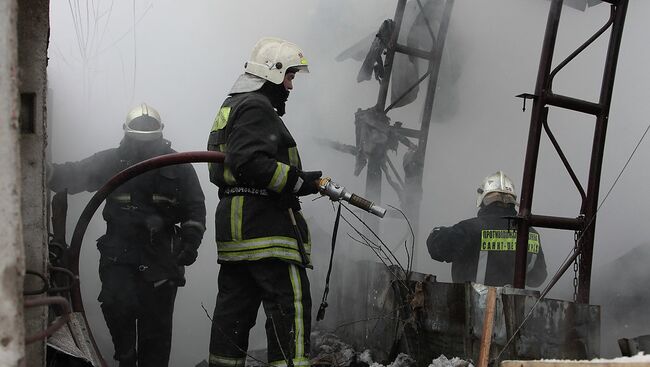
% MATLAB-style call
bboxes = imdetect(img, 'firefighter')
[206,37,321,367]
[426,171,547,287]
[48,103,206,367]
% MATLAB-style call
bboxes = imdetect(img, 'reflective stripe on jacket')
[426,203,547,287]
[207,91,311,265]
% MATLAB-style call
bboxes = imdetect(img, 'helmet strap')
[259,81,289,116]
[482,192,517,207]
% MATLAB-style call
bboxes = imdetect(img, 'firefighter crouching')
[207,37,321,367]
[48,103,206,367]
[427,171,547,287]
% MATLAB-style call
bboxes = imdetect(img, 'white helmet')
[476,171,517,207]
[123,103,164,141]
[244,37,309,84]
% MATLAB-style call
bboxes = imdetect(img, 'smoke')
[48,0,650,364]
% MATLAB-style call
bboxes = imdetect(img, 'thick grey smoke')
[48,0,650,363]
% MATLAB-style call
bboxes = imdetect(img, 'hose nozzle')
[318,177,386,218]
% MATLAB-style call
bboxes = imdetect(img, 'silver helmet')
[123,103,163,141]
[476,171,517,207]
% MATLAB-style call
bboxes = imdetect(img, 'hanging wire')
[333,302,412,333]
[88,0,100,57]
[95,0,115,59]
[270,315,291,367]
[388,205,416,275]
[341,204,405,268]
[95,3,153,56]
[68,0,85,61]
[340,216,411,293]
[335,202,412,293]
[340,204,411,289]
[84,0,90,54]
[573,230,580,302]
[570,122,650,249]
[201,302,274,367]
[593,123,650,218]
[131,0,137,104]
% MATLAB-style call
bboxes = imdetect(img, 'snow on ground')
[428,355,474,367]
[538,353,650,363]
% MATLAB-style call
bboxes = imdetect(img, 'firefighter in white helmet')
[48,103,206,367]
[426,171,547,287]
[207,37,320,367]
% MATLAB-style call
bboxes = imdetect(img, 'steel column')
[366,0,408,205]
[578,0,628,303]
[514,0,564,289]
[405,0,454,227]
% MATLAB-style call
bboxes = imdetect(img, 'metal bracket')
[515,93,537,112]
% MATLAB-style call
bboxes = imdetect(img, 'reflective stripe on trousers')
[217,236,312,264]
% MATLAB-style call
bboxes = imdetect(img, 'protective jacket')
[427,203,547,287]
[49,138,207,283]
[207,91,311,266]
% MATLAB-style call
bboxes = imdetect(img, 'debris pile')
[311,331,472,367]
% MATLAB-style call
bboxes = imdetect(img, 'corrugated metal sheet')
[322,261,600,366]
[46,313,103,367]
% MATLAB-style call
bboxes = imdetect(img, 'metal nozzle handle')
[318,177,386,218]
[349,194,386,218]
[369,204,387,218]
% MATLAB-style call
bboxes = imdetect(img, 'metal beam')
[392,126,422,139]
[546,93,602,115]
[528,214,584,230]
[395,43,433,59]
[514,0,564,289]
[578,0,628,303]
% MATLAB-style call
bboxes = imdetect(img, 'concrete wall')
[17,0,50,366]
[0,0,51,366]
[0,1,26,366]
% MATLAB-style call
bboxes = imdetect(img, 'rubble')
[311,331,472,367]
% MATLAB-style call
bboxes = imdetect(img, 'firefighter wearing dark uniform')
[207,37,320,367]
[427,171,547,287]
[48,103,206,367]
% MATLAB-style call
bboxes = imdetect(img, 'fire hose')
[66,151,384,364]
[68,151,225,367]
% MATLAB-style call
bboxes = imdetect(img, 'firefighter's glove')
[176,222,205,266]
[176,246,198,266]
[294,170,322,196]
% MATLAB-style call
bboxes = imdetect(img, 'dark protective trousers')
[209,260,311,367]
[98,264,178,367]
